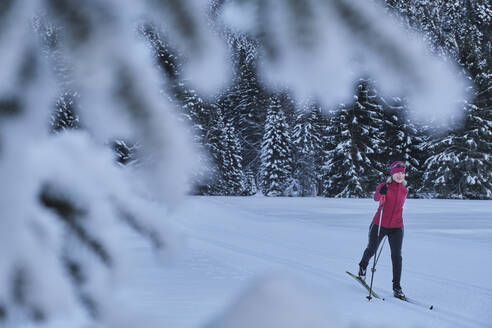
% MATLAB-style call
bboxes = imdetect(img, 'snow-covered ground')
[118,196,491,328]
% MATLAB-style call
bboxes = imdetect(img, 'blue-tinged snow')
[55,197,492,327]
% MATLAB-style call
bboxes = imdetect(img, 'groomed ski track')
[121,196,492,328]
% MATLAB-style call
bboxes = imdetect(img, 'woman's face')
[392,171,405,183]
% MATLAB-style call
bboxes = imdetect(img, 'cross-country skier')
[358,161,408,299]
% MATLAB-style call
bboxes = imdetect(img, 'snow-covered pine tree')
[260,94,293,196]
[322,104,363,197]
[279,90,300,196]
[201,105,245,195]
[455,0,492,199]
[222,118,246,195]
[322,79,384,197]
[241,169,257,195]
[419,127,462,198]
[320,108,335,197]
[292,101,324,196]
[292,111,313,196]
[379,95,424,196]
[458,103,492,199]
[421,102,491,200]
[225,36,267,185]
[312,108,329,195]
[192,103,222,195]
[355,79,386,187]
[172,87,221,195]
[278,90,297,133]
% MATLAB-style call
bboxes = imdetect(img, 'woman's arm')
[374,182,386,201]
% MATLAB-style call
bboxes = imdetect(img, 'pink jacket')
[372,181,408,228]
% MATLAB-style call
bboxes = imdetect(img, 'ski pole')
[374,236,387,266]
[367,195,385,301]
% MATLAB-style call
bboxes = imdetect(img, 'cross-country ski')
[346,270,383,299]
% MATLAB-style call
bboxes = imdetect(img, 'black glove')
[379,184,388,195]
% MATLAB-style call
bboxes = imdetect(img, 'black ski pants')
[359,224,404,288]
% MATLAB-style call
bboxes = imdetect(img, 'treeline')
[52,0,491,199]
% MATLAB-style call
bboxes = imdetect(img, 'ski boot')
[393,286,406,300]
[358,264,367,280]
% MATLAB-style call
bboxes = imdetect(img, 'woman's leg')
[359,224,386,271]
[388,227,404,288]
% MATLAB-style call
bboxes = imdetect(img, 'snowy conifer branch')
[117,208,165,250]
[60,252,102,320]
[39,184,112,266]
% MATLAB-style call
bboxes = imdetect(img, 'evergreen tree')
[222,36,267,186]
[260,95,293,196]
[357,79,386,185]
[420,128,462,198]
[278,90,297,133]
[173,87,217,194]
[221,118,246,195]
[322,104,365,197]
[243,169,258,195]
[203,106,246,195]
[292,102,324,196]
[380,96,424,196]
[457,0,492,199]
[458,103,492,199]
[322,80,384,197]
[421,104,492,199]
[195,103,223,195]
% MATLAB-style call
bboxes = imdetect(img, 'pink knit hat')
[390,161,406,176]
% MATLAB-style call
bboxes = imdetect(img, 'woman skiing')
[358,161,408,299]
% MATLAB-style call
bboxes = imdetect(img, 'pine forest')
[98,1,492,200]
